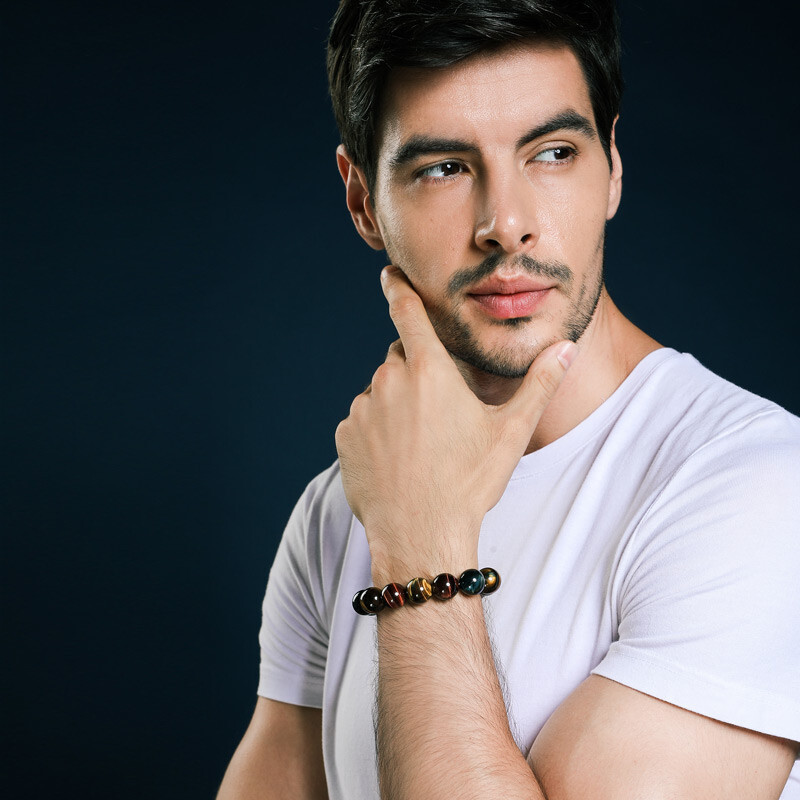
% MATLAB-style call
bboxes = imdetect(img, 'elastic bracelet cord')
[352,567,501,616]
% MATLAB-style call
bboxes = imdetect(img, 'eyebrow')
[515,109,597,150]
[388,109,598,171]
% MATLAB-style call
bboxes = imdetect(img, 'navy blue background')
[4,1,798,796]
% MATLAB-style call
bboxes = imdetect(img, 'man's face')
[349,42,621,378]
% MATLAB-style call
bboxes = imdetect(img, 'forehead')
[376,42,595,159]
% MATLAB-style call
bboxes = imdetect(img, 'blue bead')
[459,568,486,595]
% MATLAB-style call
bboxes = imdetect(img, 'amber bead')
[431,573,459,600]
[480,567,501,595]
[360,586,385,614]
[381,582,408,609]
[459,568,486,595]
[406,577,433,604]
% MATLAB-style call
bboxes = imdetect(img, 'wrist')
[354,566,502,616]
[368,539,479,588]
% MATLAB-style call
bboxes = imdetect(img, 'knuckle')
[371,362,396,391]
[390,295,421,320]
[535,365,562,397]
[386,339,405,360]
[334,419,348,450]
[348,393,365,417]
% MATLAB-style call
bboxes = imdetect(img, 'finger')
[380,265,446,363]
[502,341,578,425]
[385,339,406,364]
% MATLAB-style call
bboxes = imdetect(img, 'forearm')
[337,269,576,797]
[216,699,328,800]
[373,560,545,799]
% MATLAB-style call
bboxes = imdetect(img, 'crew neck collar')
[509,347,680,480]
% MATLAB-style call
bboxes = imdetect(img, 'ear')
[605,117,623,221]
[336,145,386,250]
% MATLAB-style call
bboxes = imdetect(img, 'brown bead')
[406,577,432,604]
[359,586,386,614]
[431,573,459,600]
[480,567,501,595]
[352,590,370,616]
[381,582,408,609]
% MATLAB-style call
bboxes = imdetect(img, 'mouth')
[467,276,555,320]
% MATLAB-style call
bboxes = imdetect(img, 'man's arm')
[336,266,798,798]
[376,591,798,799]
[216,697,328,800]
[530,675,798,798]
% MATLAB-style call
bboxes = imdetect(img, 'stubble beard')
[425,245,605,379]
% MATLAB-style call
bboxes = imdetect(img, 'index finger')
[380,265,447,363]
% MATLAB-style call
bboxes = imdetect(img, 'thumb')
[502,340,578,423]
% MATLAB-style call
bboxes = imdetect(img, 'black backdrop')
[4,1,799,796]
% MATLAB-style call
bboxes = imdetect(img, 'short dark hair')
[327,0,623,191]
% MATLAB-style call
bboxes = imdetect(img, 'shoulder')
[617,349,800,487]
[631,349,798,439]
[281,457,355,563]
[293,459,353,534]
[611,351,800,625]
[271,460,357,613]
[595,358,800,741]
[624,353,800,564]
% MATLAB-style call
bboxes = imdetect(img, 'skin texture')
[218,42,799,799]
[369,46,612,381]
[216,698,327,800]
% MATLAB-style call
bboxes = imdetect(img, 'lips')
[467,275,554,320]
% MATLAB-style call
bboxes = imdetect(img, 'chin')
[450,335,561,379]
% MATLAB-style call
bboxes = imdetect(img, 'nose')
[474,169,539,254]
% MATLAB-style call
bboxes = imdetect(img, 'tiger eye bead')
[352,590,370,615]
[406,577,433,604]
[480,567,501,595]
[381,582,408,609]
[459,568,486,595]
[431,573,459,600]
[359,586,385,614]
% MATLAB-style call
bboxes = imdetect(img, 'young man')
[218,1,800,797]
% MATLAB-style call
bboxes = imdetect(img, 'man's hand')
[335,265,576,575]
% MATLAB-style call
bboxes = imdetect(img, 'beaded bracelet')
[352,567,501,616]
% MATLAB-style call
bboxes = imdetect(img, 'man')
[218,1,800,797]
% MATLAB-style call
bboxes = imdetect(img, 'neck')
[456,288,662,453]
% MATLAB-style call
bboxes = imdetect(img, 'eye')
[533,147,576,164]
[419,161,465,180]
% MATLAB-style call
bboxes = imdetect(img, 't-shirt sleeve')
[592,411,800,742]
[257,462,350,709]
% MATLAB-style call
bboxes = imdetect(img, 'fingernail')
[556,342,579,369]
[380,265,397,283]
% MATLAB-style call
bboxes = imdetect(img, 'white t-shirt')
[258,348,800,799]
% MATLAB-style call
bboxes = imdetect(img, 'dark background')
[4,0,798,796]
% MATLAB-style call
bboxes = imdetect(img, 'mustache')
[446,251,573,297]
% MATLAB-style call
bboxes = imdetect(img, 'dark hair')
[327,0,623,191]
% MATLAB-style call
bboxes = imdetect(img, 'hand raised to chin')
[335,265,577,580]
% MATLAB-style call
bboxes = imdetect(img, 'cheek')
[382,207,466,291]
[539,173,609,252]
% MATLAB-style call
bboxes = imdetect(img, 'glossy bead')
[406,577,432,604]
[480,567,501,595]
[352,590,370,615]
[381,582,408,609]
[431,573,459,600]
[359,586,385,614]
[459,568,486,595]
